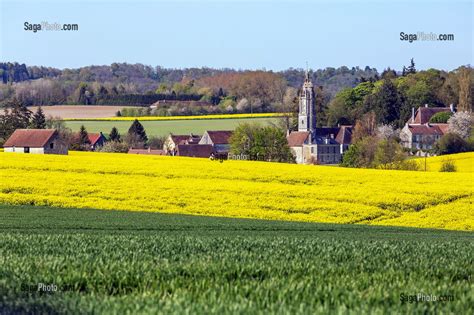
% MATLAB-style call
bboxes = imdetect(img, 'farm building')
[87,132,107,151]
[199,130,233,154]
[163,133,201,155]
[3,129,68,155]
[176,144,214,158]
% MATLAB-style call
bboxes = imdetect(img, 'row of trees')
[0,62,377,115]
[2,61,471,125]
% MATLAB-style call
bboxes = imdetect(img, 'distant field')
[29,105,136,119]
[64,113,286,121]
[65,117,280,136]
[0,204,472,314]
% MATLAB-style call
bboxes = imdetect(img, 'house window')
[24,147,30,153]
[50,143,54,149]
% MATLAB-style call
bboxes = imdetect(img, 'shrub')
[148,136,167,149]
[439,159,457,172]
[435,133,469,155]
[429,111,452,123]
[96,141,129,153]
[394,159,420,171]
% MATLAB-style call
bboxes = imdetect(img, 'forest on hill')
[0,61,472,128]
[0,62,378,107]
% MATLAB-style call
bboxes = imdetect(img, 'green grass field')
[65,117,280,137]
[1,204,472,314]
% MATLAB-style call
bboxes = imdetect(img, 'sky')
[0,0,472,71]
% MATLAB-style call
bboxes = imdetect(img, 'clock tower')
[298,70,316,141]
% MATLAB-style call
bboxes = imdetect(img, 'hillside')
[1,152,472,231]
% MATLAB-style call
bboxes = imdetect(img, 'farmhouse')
[87,132,107,151]
[400,104,454,151]
[3,129,68,155]
[163,133,201,155]
[287,72,352,164]
[199,130,233,154]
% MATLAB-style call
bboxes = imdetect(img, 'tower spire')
[305,62,309,81]
[298,66,316,136]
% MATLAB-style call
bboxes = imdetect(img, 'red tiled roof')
[335,126,353,145]
[413,107,451,124]
[176,144,214,158]
[408,124,447,136]
[128,149,165,155]
[435,124,450,134]
[87,133,105,145]
[206,131,233,144]
[170,135,190,145]
[287,131,310,147]
[3,129,57,147]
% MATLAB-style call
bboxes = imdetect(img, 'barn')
[3,129,68,155]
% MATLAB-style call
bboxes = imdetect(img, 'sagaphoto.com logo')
[400,31,454,43]
[24,21,79,33]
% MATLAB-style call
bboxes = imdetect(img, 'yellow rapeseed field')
[64,113,286,121]
[0,152,472,231]
[418,152,474,173]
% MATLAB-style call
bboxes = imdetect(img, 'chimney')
[425,104,429,108]
[449,104,454,113]
[148,147,151,153]
[411,107,415,123]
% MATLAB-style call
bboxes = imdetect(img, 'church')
[287,72,353,164]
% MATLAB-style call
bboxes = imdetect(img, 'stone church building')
[287,72,352,164]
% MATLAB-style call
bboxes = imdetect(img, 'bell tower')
[298,69,316,138]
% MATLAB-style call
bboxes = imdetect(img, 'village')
[2,72,464,167]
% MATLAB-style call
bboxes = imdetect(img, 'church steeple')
[298,68,316,138]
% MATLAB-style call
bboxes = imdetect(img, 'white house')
[3,129,68,155]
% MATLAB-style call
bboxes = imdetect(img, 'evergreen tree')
[70,125,91,151]
[364,79,401,124]
[127,119,148,147]
[79,125,91,146]
[31,106,46,129]
[109,126,121,142]
[402,66,407,77]
[10,98,32,129]
[407,58,416,74]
